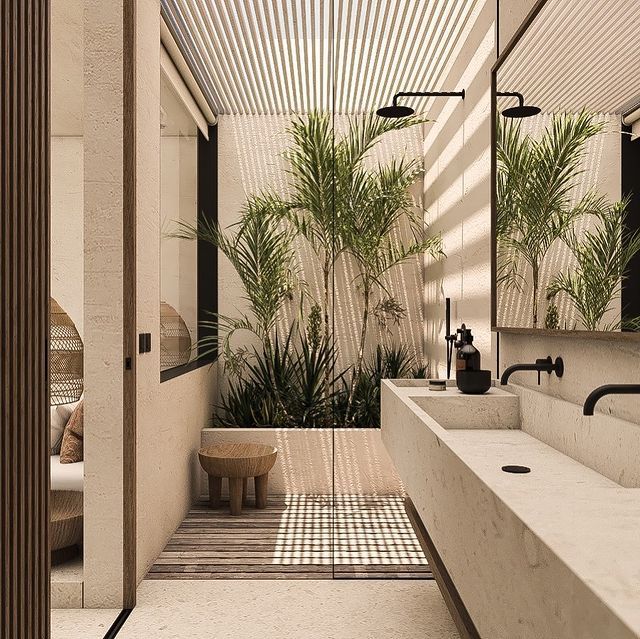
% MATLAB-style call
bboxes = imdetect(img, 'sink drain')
[501,465,531,474]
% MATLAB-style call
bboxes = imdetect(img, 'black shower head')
[376,90,465,118]
[376,104,415,118]
[502,104,541,118]
[497,91,541,118]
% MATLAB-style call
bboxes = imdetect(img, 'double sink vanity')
[381,379,640,639]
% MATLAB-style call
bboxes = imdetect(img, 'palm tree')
[173,195,297,369]
[284,112,435,407]
[342,156,443,422]
[284,112,430,340]
[284,112,337,345]
[546,198,640,330]
[496,112,606,327]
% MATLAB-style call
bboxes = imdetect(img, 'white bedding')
[50,455,84,492]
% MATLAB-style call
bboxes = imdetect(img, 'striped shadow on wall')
[0,1,51,638]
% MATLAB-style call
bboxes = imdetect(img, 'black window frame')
[161,124,218,382]
[621,124,640,327]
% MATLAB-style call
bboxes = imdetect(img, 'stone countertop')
[383,380,640,637]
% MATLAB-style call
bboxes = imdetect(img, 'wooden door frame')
[123,0,138,610]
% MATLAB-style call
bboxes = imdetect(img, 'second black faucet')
[500,356,564,386]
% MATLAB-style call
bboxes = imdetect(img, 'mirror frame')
[490,0,640,341]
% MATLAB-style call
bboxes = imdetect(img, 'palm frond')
[171,196,299,358]
[496,111,606,327]
[547,198,640,330]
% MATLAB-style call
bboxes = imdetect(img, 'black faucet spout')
[583,384,640,416]
[500,356,564,386]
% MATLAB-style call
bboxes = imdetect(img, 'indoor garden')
[177,111,443,428]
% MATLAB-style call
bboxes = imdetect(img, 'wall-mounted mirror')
[492,0,640,336]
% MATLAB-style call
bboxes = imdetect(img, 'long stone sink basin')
[409,388,519,430]
[387,379,639,487]
[381,378,640,639]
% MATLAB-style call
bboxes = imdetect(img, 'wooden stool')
[198,443,278,516]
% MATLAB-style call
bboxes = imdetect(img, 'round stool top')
[198,442,278,478]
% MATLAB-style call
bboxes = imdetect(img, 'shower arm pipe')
[392,90,465,106]
[496,91,525,107]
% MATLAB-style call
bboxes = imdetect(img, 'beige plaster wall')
[81,0,217,605]
[134,0,217,585]
[83,0,125,609]
[498,0,539,53]
[51,137,84,336]
[500,332,640,426]
[51,0,83,137]
[423,0,496,377]
[51,0,84,336]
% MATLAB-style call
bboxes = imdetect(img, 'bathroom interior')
[36,0,640,637]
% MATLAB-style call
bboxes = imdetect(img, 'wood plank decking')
[148,495,432,580]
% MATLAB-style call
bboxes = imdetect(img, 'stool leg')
[229,477,243,516]
[255,473,269,509]
[242,477,248,505]
[208,476,222,509]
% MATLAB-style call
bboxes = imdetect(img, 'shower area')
[149,0,474,581]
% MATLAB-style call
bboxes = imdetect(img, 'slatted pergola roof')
[499,0,640,115]
[161,0,479,115]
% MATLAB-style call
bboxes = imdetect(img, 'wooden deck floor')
[148,495,432,580]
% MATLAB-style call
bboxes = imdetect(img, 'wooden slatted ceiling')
[499,0,640,114]
[160,0,479,115]
[0,1,50,637]
[148,496,432,580]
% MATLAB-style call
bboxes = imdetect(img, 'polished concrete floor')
[51,607,120,639]
[52,580,460,638]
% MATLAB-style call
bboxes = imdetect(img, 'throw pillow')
[50,406,67,455]
[60,400,84,464]
[50,398,81,455]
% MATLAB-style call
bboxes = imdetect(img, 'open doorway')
[49,0,137,621]
[49,0,84,606]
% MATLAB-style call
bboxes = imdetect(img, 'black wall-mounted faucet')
[500,356,564,386]
[583,384,640,416]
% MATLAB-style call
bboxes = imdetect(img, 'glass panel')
[158,0,337,579]
[331,0,435,580]
[160,74,198,371]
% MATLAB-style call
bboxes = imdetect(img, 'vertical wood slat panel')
[1,1,50,638]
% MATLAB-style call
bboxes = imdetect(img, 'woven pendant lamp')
[50,298,84,405]
[160,301,192,370]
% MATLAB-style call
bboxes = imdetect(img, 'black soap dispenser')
[454,324,491,394]
[455,325,481,372]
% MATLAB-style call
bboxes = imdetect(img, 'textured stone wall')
[422,0,496,377]
[83,0,125,608]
